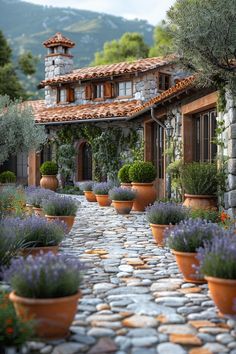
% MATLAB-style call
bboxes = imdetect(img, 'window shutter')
[104,83,113,98]
[67,88,75,102]
[85,85,92,100]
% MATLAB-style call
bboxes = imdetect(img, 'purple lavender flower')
[42,195,79,216]
[78,181,94,191]
[146,202,189,225]
[109,187,136,201]
[93,182,113,195]
[26,187,55,207]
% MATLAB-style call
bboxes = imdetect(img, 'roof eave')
[36,116,129,126]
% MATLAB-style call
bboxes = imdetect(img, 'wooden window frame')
[116,81,133,98]
[158,72,171,91]
[57,87,75,104]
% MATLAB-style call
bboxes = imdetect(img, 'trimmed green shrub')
[40,161,58,175]
[118,164,131,183]
[0,171,16,183]
[129,161,156,183]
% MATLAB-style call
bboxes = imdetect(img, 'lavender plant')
[4,252,84,298]
[165,219,223,252]
[146,202,189,225]
[27,187,55,208]
[78,181,94,192]
[197,232,236,279]
[42,195,78,216]
[93,182,113,195]
[109,187,136,201]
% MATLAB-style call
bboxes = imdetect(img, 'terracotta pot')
[150,223,169,247]
[112,200,134,214]
[95,195,112,207]
[183,194,217,210]
[84,191,97,202]
[172,250,206,283]
[9,290,81,339]
[40,175,58,192]
[205,276,236,315]
[18,245,59,257]
[131,182,156,211]
[120,183,132,189]
[33,207,44,217]
[45,215,75,233]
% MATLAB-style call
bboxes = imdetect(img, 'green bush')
[181,162,218,195]
[40,161,58,175]
[190,208,219,223]
[129,161,156,183]
[0,171,16,183]
[118,164,131,183]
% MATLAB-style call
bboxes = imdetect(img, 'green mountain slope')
[0,0,154,97]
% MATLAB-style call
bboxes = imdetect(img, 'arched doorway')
[81,142,92,180]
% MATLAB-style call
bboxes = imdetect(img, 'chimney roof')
[43,32,75,48]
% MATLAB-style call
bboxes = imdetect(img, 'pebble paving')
[27,196,236,353]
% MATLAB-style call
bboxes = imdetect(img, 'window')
[94,84,104,99]
[117,81,132,97]
[57,87,75,103]
[193,109,217,162]
[17,152,28,181]
[158,73,171,91]
[151,122,164,179]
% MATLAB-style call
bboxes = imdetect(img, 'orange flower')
[6,327,14,335]
[221,211,229,222]
[5,318,13,325]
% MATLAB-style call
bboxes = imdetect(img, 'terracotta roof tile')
[39,55,175,87]
[43,32,75,48]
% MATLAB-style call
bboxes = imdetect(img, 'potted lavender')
[197,232,236,315]
[109,187,136,214]
[165,219,222,283]
[27,187,55,217]
[4,253,84,339]
[79,181,96,202]
[42,195,79,232]
[146,202,188,246]
[93,182,113,207]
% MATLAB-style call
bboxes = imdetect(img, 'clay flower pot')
[150,224,169,247]
[112,200,134,215]
[183,194,217,210]
[18,245,59,257]
[95,195,112,207]
[45,215,75,233]
[131,182,156,212]
[9,291,81,339]
[120,183,132,189]
[33,207,44,217]
[84,191,97,202]
[172,250,206,283]
[40,175,58,192]
[205,276,236,315]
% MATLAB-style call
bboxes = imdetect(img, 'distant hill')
[0,0,154,97]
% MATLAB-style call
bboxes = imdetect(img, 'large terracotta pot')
[84,191,97,202]
[183,194,217,210]
[95,195,112,207]
[120,183,132,189]
[18,245,59,257]
[45,215,75,233]
[205,276,236,315]
[131,182,156,211]
[112,200,134,215]
[40,175,58,192]
[33,207,44,217]
[150,223,169,247]
[172,250,206,283]
[9,291,81,339]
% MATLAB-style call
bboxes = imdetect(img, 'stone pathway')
[28,196,236,354]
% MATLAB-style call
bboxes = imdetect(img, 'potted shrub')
[4,252,84,339]
[0,171,16,189]
[129,161,157,211]
[165,219,221,283]
[79,181,96,202]
[40,161,58,191]
[17,215,65,256]
[109,187,136,214]
[42,195,78,232]
[146,202,188,246]
[181,162,218,209]
[0,292,34,354]
[93,182,112,207]
[197,232,236,315]
[27,188,55,217]
[118,164,131,188]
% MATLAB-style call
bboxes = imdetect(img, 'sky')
[25,0,176,25]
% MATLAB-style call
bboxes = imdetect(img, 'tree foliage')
[168,0,236,90]
[92,32,149,65]
[0,95,46,165]
[149,21,174,57]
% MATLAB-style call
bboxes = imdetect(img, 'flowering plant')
[26,187,55,208]
[165,219,223,252]
[42,195,78,216]
[0,186,26,218]
[0,292,34,346]
[190,208,219,223]
[79,181,94,192]
[93,182,113,195]
[109,187,136,201]
[146,202,189,225]
[4,252,84,298]
[197,232,236,279]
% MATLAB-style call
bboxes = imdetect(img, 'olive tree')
[0,95,46,165]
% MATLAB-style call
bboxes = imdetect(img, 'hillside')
[0,0,154,97]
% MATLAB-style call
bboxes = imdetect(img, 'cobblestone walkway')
[30,196,236,354]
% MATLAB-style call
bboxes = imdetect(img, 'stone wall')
[45,53,73,80]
